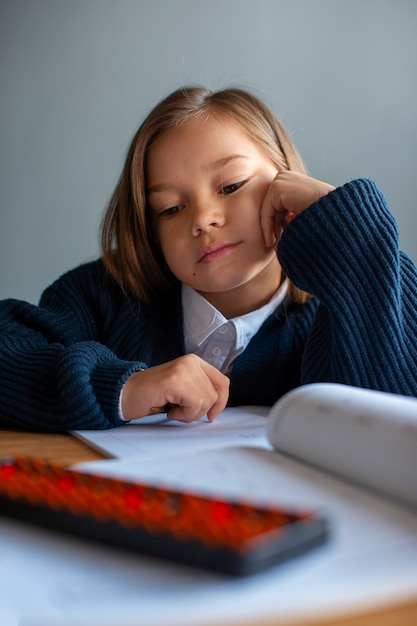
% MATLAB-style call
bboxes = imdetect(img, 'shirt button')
[212,346,222,357]
[219,325,229,334]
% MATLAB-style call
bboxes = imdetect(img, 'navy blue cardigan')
[1,179,416,431]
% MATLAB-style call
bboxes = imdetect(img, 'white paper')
[73,406,270,459]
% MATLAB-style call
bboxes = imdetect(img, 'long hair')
[100,86,309,304]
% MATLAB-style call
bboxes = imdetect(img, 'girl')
[1,86,416,431]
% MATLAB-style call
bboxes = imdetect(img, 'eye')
[221,180,247,195]
[159,205,183,218]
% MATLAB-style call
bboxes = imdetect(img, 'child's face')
[146,114,281,316]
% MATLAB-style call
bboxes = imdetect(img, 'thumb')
[260,184,288,248]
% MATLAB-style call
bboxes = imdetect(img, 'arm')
[262,172,417,396]
[0,264,145,431]
[0,262,229,431]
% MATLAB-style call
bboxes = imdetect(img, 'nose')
[191,198,225,235]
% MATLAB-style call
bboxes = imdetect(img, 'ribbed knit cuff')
[90,359,147,427]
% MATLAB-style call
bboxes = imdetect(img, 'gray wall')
[1,0,417,303]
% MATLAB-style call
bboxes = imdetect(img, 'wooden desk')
[0,428,106,465]
[1,429,416,626]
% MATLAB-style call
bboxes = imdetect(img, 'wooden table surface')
[1,428,416,626]
[0,428,106,464]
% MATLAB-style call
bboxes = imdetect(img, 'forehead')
[146,114,267,174]
[147,114,260,165]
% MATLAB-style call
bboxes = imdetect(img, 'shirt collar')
[181,281,288,349]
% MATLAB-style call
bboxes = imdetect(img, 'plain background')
[1,0,417,304]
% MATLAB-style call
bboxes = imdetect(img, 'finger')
[260,189,277,248]
[206,375,230,423]
[260,211,277,249]
[167,364,229,424]
[167,400,211,423]
[198,362,230,422]
[260,177,286,248]
[167,380,223,423]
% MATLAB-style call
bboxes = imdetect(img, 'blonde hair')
[100,86,309,304]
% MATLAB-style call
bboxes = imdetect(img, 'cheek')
[155,223,172,253]
[158,228,187,272]
[245,181,271,219]
[159,238,174,267]
[238,197,265,238]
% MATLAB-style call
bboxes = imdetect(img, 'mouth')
[197,241,240,264]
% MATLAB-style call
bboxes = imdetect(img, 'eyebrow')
[147,154,249,195]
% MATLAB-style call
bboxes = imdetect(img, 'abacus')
[0,456,328,575]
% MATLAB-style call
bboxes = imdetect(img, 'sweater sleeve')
[0,266,146,431]
[278,178,417,396]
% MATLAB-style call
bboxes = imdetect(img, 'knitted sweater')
[1,179,416,431]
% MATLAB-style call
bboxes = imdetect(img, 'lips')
[197,241,239,264]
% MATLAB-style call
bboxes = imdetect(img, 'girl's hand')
[121,354,229,423]
[260,171,335,248]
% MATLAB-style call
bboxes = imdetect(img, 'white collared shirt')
[120,281,287,420]
[182,281,288,374]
